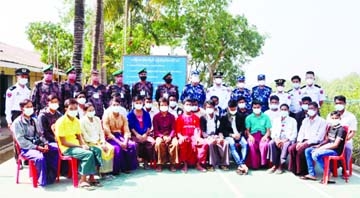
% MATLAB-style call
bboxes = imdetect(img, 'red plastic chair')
[55,142,79,188]
[322,126,349,184]
[13,137,38,188]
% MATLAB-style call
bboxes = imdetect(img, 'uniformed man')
[251,74,272,112]
[107,69,131,110]
[60,66,82,113]
[206,71,231,110]
[287,75,303,116]
[270,79,291,106]
[300,71,325,107]
[31,65,61,115]
[131,68,154,99]
[5,68,31,127]
[180,70,206,107]
[84,70,108,118]
[155,72,179,102]
[230,75,252,110]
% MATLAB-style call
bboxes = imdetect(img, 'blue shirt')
[251,86,272,112]
[180,83,206,106]
[127,109,152,135]
[230,88,252,110]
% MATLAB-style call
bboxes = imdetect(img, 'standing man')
[155,72,179,102]
[300,71,325,107]
[31,65,61,115]
[131,68,154,99]
[251,74,272,112]
[230,75,252,110]
[270,79,291,106]
[84,70,108,118]
[5,68,31,127]
[206,71,231,110]
[288,75,303,116]
[60,66,82,113]
[180,70,206,107]
[107,69,131,111]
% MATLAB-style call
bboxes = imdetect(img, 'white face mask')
[307,109,316,117]
[134,104,143,110]
[252,108,261,115]
[87,111,96,118]
[159,106,169,112]
[67,110,78,118]
[214,78,222,85]
[192,106,199,112]
[23,108,34,116]
[301,104,309,111]
[329,119,341,126]
[191,76,200,83]
[49,103,59,110]
[229,110,237,115]
[270,104,279,110]
[184,105,193,113]
[112,106,121,113]
[293,83,300,89]
[281,110,289,117]
[258,80,265,86]
[19,78,28,85]
[205,108,214,115]
[145,103,153,109]
[277,86,284,92]
[77,98,86,105]
[306,78,314,85]
[335,104,345,111]
[237,82,245,88]
[169,101,177,108]
[238,103,246,109]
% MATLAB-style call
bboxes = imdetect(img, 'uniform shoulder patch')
[9,85,16,91]
[287,89,293,93]
[314,84,321,88]
[300,85,306,89]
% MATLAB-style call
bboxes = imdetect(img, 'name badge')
[140,90,145,96]
[120,93,124,98]
[163,92,169,99]
[93,93,100,99]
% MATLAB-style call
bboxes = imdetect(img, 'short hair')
[110,97,122,105]
[228,100,238,108]
[132,95,144,102]
[306,71,315,76]
[330,111,341,117]
[334,95,346,103]
[204,100,215,107]
[83,102,94,111]
[47,94,59,102]
[19,99,32,108]
[252,100,262,106]
[269,95,280,102]
[183,97,193,104]
[301,96,312,102]
[64,98,78,108]
[237,96,246,102]
[144,96,152,101]
[291,75,301,82]
[158,97,169,105]
[280,103,289,110]
[210,95,219,101]
[308,101,318,109]
[75,91,86,98]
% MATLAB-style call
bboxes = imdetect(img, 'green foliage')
[26,22,73,70]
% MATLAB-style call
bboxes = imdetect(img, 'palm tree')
[72,0,85,85]
[91,0,103,71]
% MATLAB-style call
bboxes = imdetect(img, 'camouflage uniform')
[155,84,179,101]
[180,83,206,107]
[60,81,82,112]
[230,88,252,110]
[251,86,272,112]
[131,81,154,99]
[84,84,108,118]
[107,84,131,110]
[31,81,61,115]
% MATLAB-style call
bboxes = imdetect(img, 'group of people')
[5,65,357,190]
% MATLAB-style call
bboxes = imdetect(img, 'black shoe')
[24,160,29,166]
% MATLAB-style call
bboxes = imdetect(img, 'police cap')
[42,65,53,73]
[112,69,123,76]
[237,75,245,82]
[163,72,171,80]
[138,68,147,74]
[65,66,75,75]
[274,79,286,86]
[15,68,30,75]
[257,74,266,80]
[213,71,223,78]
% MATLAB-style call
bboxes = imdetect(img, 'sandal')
[89,180,103,187]
[319,179,336,184]
[169,165,177,172]
[79,182,96,191]
[155,165,162,172]
[220,166,229,171]
[304,174,317,181]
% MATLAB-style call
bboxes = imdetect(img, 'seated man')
[13,99,59,186]
[245,100,272,169]
[304,111,347,183]
[268,104,297,174]
[55,99,102,190]
[219,100,248,174]
[168,95,183,118]
[200,100,229,171]
[176,98,209,173]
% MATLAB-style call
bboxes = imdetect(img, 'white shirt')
[326,110,357,146]
[169,106,182,119]
[271,116,298,142]
[265,109,281,125]
[301,84,326,105]
[145,107,159,122]
[206,115,216,135]
[270,92,291,106]
[288,88,302,113]
[80,116,105,144]
[297,115,327,144]
[5,83,31,124]
[206,85,231,109]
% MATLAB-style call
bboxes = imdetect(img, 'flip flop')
[89,180,103,187]
[319,179,336,184]
[79,182,96,191]
[304,175,317,181]
[169,166,177,172]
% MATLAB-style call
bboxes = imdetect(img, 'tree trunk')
[99,1,106,84]
[91,0,103,72]
[123,0,129,55]
[72,0,85,85]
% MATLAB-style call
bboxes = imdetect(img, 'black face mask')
[165,78,172,84]
[140,76,147,81]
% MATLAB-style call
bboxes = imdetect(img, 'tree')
[72,0,85,84]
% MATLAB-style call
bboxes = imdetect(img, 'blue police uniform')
[180,70,206,106]
[230,75,252,110]
[251,74,272,112]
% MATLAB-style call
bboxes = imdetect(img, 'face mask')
[77,98,86,105]
[112,106,121,113]
[23,108,34,116]
[253,108,261,115]
[92,76,99,83]
[277,86,284,92]
[307,109,316,117]
[214,78,222,85]
[184,105,193,113]
[237,82,245,88]
[191,76,200,83]
[192,106,199,112]
[49,103,59,110]
[19,78,28,85]
[87,111,96,118]
[293,83,300,89]
[160,106,169,112]
[145,103,152,109]
[229,110,237,115]
[165,78,172,84]
[44,74,53,81]
[68,73,76,81]
[306,78,314,85]
[134,104,143,110]
[258,80,265,86]
[330,119,341,126]
[301,104,309,111]
[206,108,214,115]
[281,110,289,117]
[140,76,147,81]
[270,104,279,110]
[67,110,78,118]
[238,103,246,109]
[335,104,345,111]
[169,101,177,108]
[116,78,123,84]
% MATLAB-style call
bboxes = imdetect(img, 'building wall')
[0,66,43,89]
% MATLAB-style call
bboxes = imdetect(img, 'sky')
[1,0,360,86]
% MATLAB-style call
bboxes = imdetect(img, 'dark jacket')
[218,112,247,138]
[200,114,220,137]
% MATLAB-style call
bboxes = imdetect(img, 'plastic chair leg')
[16,160,20,184]
[322,157,330,185]
[56,159,61,182]
[349,158,352,176]
[341,159,349,182]
[332,160,338,177]
[29,161,38,188]
[71,159,78,188]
